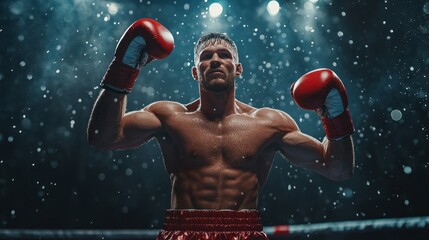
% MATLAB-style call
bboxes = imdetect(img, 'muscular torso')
[152,100,284,210]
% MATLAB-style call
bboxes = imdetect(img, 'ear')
[192,66,198,80]
[235,63,243,77]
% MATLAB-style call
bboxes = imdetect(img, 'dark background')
[1,0,429,239]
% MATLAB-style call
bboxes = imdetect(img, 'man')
[87,18,355,240]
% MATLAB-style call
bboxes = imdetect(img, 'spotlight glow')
[304,1,315,11]
[267,1,280,16]
[209,3,223,18]
[107,3,119,15]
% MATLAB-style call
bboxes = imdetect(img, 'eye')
[219,51,232,59]
[200,52,212,61]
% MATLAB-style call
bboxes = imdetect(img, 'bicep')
[278,126,324,169]
[275,111,354,180]
[115,109,163,149]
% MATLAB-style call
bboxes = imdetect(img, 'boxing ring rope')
[1,216,428,239]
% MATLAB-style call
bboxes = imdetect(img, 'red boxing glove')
[100,18,174,94]
[290,68,354,140]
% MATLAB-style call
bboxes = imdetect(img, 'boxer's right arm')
[87,18,174,149]
[87,90,162,150]
[100,18,174,94]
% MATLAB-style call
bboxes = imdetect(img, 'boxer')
[87,18,355,240]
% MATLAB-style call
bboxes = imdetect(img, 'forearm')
[322,135,355,180]
[87,90,126,148]
[290,68,355,180]
[87,18,172,149]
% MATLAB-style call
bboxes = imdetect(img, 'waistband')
[162,209,263,232]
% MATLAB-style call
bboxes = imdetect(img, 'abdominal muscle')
[170,164,260,210]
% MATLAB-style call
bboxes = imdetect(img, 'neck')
[198,85,237,120]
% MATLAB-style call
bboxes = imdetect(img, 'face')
[192,41,242,92]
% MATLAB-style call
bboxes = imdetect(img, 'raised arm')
[87,90,163,150]
[278,117,354,181]
[87,18,174,150]
[279,68,355,181]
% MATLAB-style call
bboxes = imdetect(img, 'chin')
[206,82,234,92]
[202,78,233,92]
[203,84,229,92]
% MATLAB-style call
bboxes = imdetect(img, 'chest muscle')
[163,114,276,167]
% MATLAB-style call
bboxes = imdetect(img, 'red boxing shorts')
[156,209,269,240]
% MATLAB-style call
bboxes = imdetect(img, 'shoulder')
[236,100,290,121]
[249,106,287,120]
[235,100,296,124]
[144,101,187,117]
[251,107,299,133]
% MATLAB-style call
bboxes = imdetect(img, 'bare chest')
[160,113,278,167]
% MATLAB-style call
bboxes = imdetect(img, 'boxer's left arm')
[276,116,354,181]
[276,69,355,180]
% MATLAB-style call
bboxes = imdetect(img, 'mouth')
[207,69,225,76]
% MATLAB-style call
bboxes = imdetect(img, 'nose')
[210,53,221,68]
